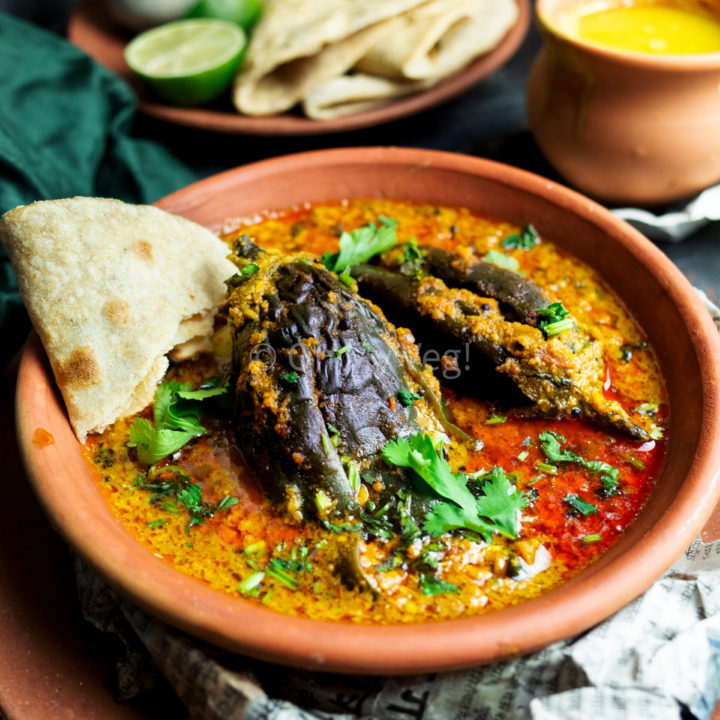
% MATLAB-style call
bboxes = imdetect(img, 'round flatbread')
[1,197,235,440]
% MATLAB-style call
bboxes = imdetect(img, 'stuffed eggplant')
[225,239,454,524]
[353,244,649,441]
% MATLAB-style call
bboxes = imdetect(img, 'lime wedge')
[125,19,246,105]
[186,0,262,31]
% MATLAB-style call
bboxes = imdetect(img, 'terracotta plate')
[67,0,530,136]
[15,148,720,674]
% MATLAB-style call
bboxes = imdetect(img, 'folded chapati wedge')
[232,0,429,115]
[302,73,432,119]
[233,0,518,118]
[356,0,519,81]
[1,197,235,440]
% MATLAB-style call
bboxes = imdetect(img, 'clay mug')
[526,0,720,206]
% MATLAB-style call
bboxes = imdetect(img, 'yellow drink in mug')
[572,1,720,54]
[526,0,720,205]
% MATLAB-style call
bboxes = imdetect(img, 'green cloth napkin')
[0,12,196,367]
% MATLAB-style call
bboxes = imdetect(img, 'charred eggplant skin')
[421,246,547,326]
[228,245,442,521]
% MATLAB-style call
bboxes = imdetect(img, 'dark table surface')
[0,2,718,720]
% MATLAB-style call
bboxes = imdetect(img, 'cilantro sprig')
[129,378,228,465]
[137,465,237,530]
[323,216,398,273]
[537,303,574,337]
[539,431,620,496]
[382,434,526,542]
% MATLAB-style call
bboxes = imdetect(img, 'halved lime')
[125,19,246,106]
[186,0,262,31]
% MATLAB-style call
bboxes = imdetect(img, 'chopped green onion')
[321,434,333,455]
[582,533,602,544]
[315,490,332,515]
[485,413,507,425]
[237,571,265,596]
[542,317,575,336]
[346,461,361,493]
[244,541,267,556]
[266,560,298,590]
[536,461,558,475]
[624,453,646,470]
[517,450,529,462]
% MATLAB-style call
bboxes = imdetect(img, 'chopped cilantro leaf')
[128,379,227,465]
[136,466,237,530]
[398,238,426,277]
[400,238,424,263]
[398,389,422,407]
[419,574,459,596]
[324,217,398,272]
[538,431,578,463]
[129,419,197,466]
[565,494,599,517]
[176,378,229,401]
[383,434,476,512]
[501,224,539,250]
[282,371,299,383]
[483,249,519,272]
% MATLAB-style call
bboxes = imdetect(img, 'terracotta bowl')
[16,147,720,674]
[526,0,720,206]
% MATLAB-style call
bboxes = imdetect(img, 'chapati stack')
[233,0,518,118]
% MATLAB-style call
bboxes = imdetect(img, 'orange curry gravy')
[84,200,667,624]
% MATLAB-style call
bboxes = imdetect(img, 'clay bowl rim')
[535,0,720,71]
[15,147,720,675]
